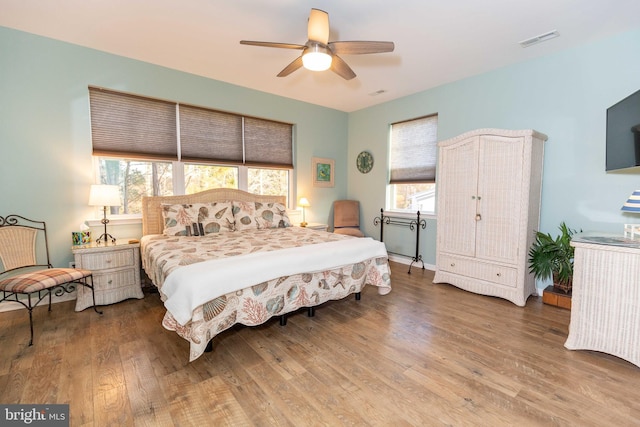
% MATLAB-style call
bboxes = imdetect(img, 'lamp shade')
[89,184,121,207]
[621,190,640,213]
[299,197,311,207]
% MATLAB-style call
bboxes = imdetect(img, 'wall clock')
[356,151,374,174]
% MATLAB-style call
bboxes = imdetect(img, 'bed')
[140,188,392,361]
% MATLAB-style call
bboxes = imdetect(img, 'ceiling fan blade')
[308,8,329,44]
[240,40,305,50]
[277,56,304,77]
[331,55,356,80]
[329,41,395,55]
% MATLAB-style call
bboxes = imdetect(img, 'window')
[89,87,293,213]
[95,159,288,214]
[248,168,289,197]
[388,114,438,213]
[184,164,237,195]
[96,158,173,215]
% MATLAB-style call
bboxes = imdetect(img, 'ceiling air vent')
[369,89,387,96]
[519,30,560,48]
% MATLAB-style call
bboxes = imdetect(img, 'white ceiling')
[2,0,640,112]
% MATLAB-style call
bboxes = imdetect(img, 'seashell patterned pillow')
[232,201,291,231]
[232,200,257,231]
[162,202,235,236]
[254,202,291,229]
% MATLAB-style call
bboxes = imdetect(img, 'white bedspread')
[162,237,389,325]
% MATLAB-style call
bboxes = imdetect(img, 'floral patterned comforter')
[141,227,392,361]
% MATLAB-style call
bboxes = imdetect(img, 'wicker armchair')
[0,215,101,345]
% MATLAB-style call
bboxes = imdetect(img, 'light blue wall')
[3,24,640,271]
[348,27,640,266]
[0,27,348,268]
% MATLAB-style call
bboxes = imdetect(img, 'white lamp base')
[624,224,640,239]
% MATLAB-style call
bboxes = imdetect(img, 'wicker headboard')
[141,188,286,236]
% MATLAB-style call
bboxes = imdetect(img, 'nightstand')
[303,223,328,231]
[72,240,143,311]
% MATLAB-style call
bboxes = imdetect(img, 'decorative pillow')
[162,202,235,236]
[255,202,291,229]
[232,201,257,231]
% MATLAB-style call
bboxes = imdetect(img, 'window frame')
[88,86,295,221]
[90,157,293,223]
[385,184,437,218]
[386,114,438,216]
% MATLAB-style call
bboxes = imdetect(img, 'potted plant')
[528,222,579,293]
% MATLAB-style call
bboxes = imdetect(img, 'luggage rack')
[374,209,426,273]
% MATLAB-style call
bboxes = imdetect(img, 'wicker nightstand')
[72,240,143,311]
[300,223,328,231]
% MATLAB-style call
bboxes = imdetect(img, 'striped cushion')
[0,268,92,293]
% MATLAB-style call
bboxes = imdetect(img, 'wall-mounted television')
[606,88,640,171]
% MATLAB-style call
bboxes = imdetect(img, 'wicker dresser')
[565,235,640,367]
[433,129,547,306]
[72,240,143,311]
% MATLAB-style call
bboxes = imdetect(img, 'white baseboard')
[388,254,435,271]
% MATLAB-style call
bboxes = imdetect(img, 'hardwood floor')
[1,261,639,426]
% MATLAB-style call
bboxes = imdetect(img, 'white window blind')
[389,114,438,184]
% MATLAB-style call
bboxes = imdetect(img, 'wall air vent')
[519,30,560,48]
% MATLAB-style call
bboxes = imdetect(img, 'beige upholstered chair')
[0,215,101,345]
[333,200,365,237]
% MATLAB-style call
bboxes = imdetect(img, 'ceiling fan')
[240,8,394,80]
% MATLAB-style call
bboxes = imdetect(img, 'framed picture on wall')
[312,157,335,188]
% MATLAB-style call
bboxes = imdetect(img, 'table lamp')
[299,197,310,227]
[622,189,640,239]
[621,190,640,213]
[89,184,121,244]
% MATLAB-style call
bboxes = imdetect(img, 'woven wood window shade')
[244,117,293,169]
[179,105,244,164]
[389,114,438,184]
[89,87,178,160]
[89,87,293,168]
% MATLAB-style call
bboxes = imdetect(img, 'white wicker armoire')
[433,129,547,306]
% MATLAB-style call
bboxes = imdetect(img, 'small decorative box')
[72,231,91,246]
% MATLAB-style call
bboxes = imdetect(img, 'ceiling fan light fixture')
[302,44,332,71]
[240,9,394,80]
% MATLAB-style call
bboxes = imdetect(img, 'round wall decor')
[356,151,374,173]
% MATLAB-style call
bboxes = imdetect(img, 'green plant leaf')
[528,222,580,286]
